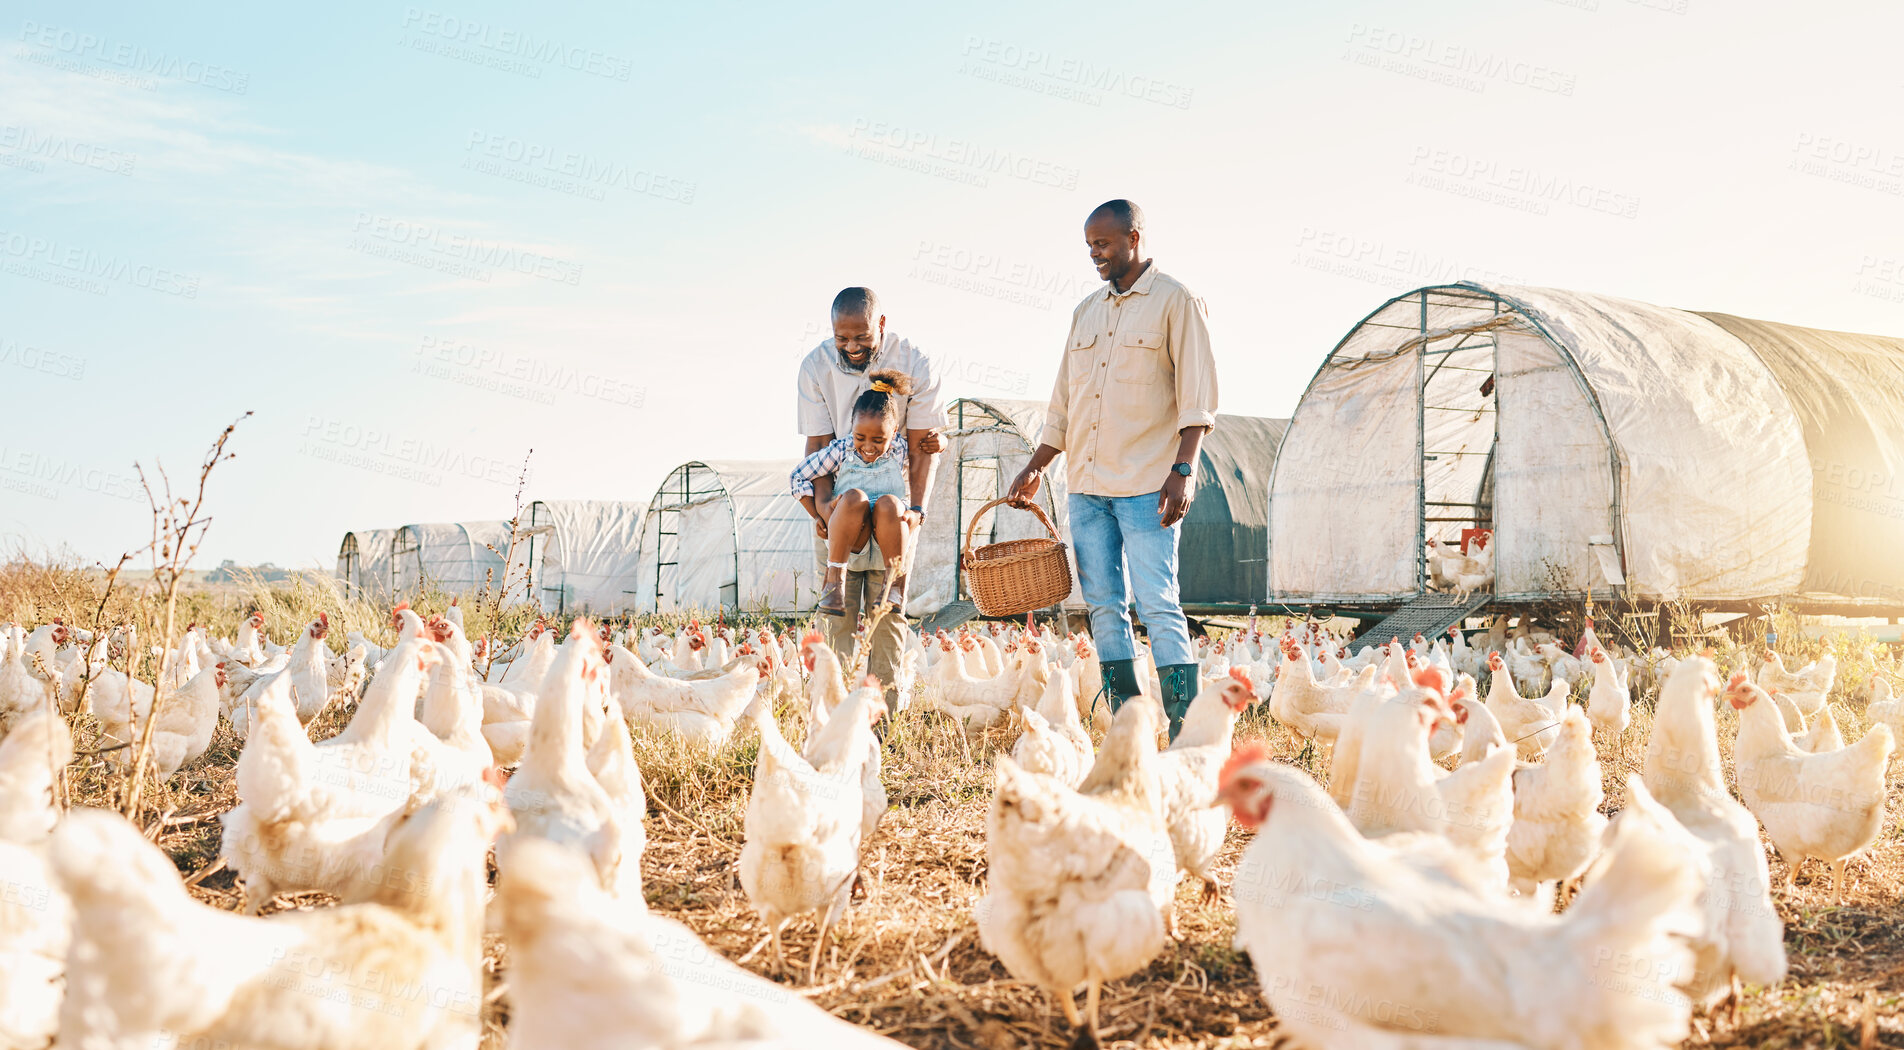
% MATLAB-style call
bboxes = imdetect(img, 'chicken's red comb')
[393,601,411,612]
[1410,664,1448,695]
[801,628,823,646]
[1728,671,1749,687]
[861,674,882,689]
[1219,741,1273,791]
[317,612,330,626]
[1227,666,1254,689]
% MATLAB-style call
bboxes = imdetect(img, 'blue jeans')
[1068,492,1194,666]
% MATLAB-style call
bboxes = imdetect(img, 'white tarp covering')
[1500,286,1810,599]
[391,520,533,600]
[524,500,647,615]
[635,461,814,615]
[1492,326,1615,596]
[1269,348,1421,601]
[1269,282,1818,604]
[335,529,395,602]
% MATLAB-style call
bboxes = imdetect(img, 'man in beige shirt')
[1006,199,1218,740]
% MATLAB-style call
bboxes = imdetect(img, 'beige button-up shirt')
[1039,263,1218,497]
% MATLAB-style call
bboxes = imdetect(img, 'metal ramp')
[1351,592,1492,646]
[920,598,980,634]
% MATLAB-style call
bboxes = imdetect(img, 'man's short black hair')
[1088,199,1145,233]
[831,286,880,320]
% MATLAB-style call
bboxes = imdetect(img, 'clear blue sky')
[3,0,1901,568]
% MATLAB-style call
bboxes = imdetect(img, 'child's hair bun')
[854,370,914,425]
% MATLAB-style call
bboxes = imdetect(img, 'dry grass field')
[7,556,1901,1049]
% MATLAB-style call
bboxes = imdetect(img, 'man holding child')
[792,286,945,714]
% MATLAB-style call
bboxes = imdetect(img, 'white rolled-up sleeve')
[905,349,949,430]
[796,355,836,437]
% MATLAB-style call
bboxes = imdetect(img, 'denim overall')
[832,445,907,569]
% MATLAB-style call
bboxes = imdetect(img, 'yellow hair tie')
[871,380,894,393]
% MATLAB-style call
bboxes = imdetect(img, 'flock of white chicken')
[0,602,1899,1049]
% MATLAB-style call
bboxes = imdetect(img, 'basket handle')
[963,497,1061,558]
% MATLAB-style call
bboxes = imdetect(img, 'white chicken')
[144,661,224,776]
[740,673,884,982]
[921,636,1019,730]
[1485,651,1565,760]
[1267,636,1360,747]
[54,784,507,1050]
[1340,675,1517,892]
[1010,665,1093,788]
[1154,669,1257,915]
[1634,657,1787,1012]
[1505,706,1606,901]
[504,622,642,901]
[1220,753,1702,1050]
[976,702,1175,1048]
[606,642,759,750]
[497,836,905,1049]
[1586,645,1632,745]
[0,624,61,732]
[226,615,333,738]
[1868,676,1904,742]
[1727,673,1893,901]
[0,706,73,1050]
[1791,701,1846,754]
[221,629,437,913]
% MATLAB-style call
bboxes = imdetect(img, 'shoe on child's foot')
[883,573,908,611]
[817,577,847,617]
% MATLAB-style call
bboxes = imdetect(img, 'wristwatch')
[1171,461,1195,478]
[908,504,926,519]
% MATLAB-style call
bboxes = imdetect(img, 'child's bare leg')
[827,489,874,571]
[871,495,909,604]
[817,489,871,615]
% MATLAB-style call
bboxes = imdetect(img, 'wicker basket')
[960,496,1073,617]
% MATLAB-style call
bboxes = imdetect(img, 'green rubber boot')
[1158,663,1199,744]
[1098,658,1144,715]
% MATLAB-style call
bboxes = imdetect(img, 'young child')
[790,370,915,616]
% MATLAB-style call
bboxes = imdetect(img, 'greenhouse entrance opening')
[1268,285,1621,604]
[1419,321,1499,590]
[647,464,740,613]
